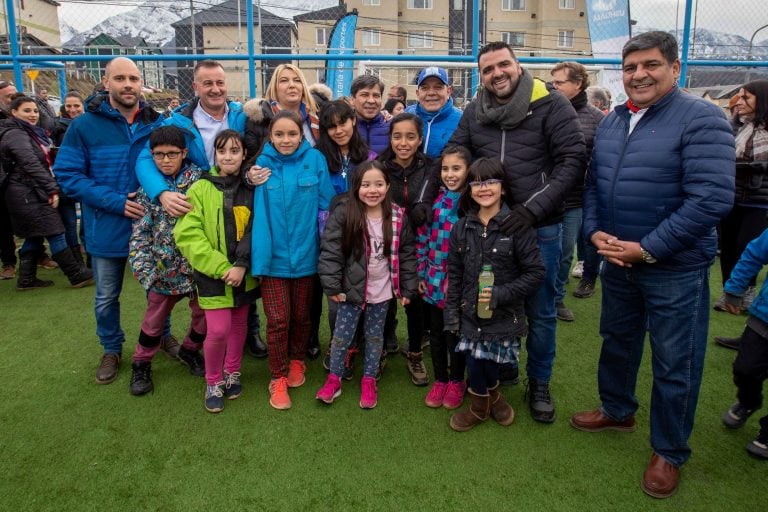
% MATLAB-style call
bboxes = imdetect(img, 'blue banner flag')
[585,0,632,107]
[325,11,358,99]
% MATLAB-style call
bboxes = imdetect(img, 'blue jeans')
[597,263,710,466]
[555,208,581,303]
[329,301,389,379]
[524,223,562,382]
[92,256,128,354]
[58,197,80,249]
[20,233,68,257]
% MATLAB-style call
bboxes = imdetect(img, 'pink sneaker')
[316,373,342,404]
[359,376,378,409]
[425,381,448,408]
[443,380,466,409]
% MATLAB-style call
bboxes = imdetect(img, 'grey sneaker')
[746,429,768,459]
[406,351,429,386]
[722,402,756,429]
[556,302,575,322]
[526,378,555,423]
[160,335,181,359]
[573,279,596,299]
[223,371,242,400]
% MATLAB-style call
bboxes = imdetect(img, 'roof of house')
[172,1,292,28]
[294,5,347,23]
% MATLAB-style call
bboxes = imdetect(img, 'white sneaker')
[571,261,584,278]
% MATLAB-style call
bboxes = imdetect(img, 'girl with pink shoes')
[316,161,418,408]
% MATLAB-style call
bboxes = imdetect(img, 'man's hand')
[222,266,247,288]
[159,191,192,218]
[500,205,536,235]
[591,231,643,267]
[124,192,145,220]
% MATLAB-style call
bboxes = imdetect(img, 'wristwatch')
[640,246,657,264]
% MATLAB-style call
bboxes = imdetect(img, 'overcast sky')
[58,0,766,41]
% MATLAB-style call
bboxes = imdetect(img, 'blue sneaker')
[223,372,242,400]
[205,382,225,413]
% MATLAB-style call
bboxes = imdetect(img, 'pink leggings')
[203,305,249,385]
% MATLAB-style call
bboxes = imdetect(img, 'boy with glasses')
[127,126,207,395]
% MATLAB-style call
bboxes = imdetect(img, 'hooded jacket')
[130,162,203,295]
[243,98,320,156]
[173,167,259,309]
[250,139,335,278]
[357,113,390,155]
[135,98,246,200]
[318,198,418,305]
[405,97,463,159]
[0,118,63,238]
[446,74,586,227]
[54,92,164,257]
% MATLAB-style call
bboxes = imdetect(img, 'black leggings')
[466,355,499,395]
[733,324,768,431]
[383,295,424,352]
[425,302,465,382]
[719,205,767,286]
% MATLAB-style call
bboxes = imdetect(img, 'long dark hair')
[377,112,426,165]
[342,161,393,260]
[742,79,768,128]
[316,99,370,172]
[458,157,513,215]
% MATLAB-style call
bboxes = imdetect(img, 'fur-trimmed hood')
[243,98,269,123]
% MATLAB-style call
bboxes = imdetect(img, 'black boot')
[245,331,268,358]
[72,246,85,267]
[52,248,94,288]
[16,256,54,291]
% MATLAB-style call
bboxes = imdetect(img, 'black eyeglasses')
[152,151,183,161]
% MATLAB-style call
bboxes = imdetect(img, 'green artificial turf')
[1,261,766,511]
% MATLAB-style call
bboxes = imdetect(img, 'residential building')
[0,0,61,48]
[83,34,165,90]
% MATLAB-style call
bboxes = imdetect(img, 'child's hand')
[400,297,411,306]
[247,165,272,186]
[418,281,426,294]
[725,303,743,315]
[329,293,346,303]
[478,286,492,304]
[222,266,246,287]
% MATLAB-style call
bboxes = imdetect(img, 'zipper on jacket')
[500,130,506,163]
[424,119,434,156]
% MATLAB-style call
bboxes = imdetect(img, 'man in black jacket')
[550,62,605,322]
[446,41,585,423]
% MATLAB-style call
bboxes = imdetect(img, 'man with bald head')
[0,80,19,280]
[54,57,164,384]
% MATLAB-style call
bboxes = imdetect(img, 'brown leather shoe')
[570,409,636,432]
[642,453,680,498]
[95,353,120,384]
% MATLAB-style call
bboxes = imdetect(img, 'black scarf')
[475,69,535,129]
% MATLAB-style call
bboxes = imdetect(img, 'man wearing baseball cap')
[405,66,462,159]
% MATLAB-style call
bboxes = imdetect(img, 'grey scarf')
[475,69,534,129]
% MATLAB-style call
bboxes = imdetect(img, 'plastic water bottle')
[477,264,494,319]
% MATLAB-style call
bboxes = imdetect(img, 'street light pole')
[747,23,768,83]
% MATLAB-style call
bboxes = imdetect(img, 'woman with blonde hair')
[244,63,320,154]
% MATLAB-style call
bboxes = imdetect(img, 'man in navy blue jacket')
[570,32,735,498]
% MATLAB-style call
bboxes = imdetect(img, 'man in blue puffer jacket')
[350,75,389,155]
[405,67,462,159]
[54,57,165,385]
[570,32,735,499]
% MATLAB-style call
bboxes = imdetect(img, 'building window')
[450,30,464,49]
[316,28,329,46]
[408,0,433,9]
[558,30,574,48]
[408,31,434,48]
[363,0,381,5]
[452,0,464,9]
[502,0,525,11]
[559,0,575,8]
[362,28,381,46]
[502,32,525,47]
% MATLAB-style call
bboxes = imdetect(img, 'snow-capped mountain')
[61,0,338,49]
[636,27,767,59]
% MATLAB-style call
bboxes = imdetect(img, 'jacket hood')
[243,98,270,123]
[309,83,333,104]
